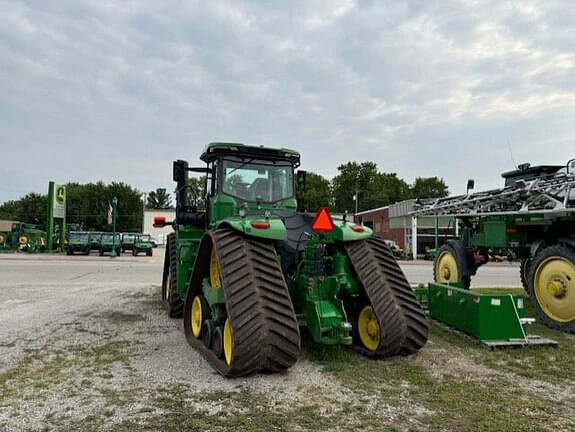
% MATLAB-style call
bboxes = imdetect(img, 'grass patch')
[307,336,571,432]
[0,341,131,407]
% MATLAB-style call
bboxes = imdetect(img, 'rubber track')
[345,236,428,356]
[184,229,301,377]
[162,233,183,318]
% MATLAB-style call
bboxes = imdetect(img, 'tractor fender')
[446,239,477,276]
[332,222,373,242]
[217,218,287,241]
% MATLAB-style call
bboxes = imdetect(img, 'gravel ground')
[0,253,571,432]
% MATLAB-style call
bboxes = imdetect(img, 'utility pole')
[111,196,118,258]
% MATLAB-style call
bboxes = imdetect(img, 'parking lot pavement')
[399,260,522,287]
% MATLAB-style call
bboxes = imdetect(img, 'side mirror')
[296,170,307,192]
[466,179,475,195]
[173,160,189,183]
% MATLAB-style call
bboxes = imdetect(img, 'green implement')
[156,142,428,377]
[413,159,575,333]
[414,283,557,347]
[67,231,91,255]
[99,233,121,256]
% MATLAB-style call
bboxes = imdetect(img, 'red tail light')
[506,227,518,234]
[351,225,364,233]
[153,216,166,227]
[311,208,334,233]
[251,221,270,229]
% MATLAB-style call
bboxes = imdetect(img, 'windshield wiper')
[227,158,255,176]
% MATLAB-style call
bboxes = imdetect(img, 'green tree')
[410,177,449,199]
[0,193,48,228]
[188,177,206,211]
[296,172,331,211]
[332,162,411,212]
[147,188,172,209]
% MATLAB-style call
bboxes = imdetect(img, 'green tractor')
[132,234,153,256]
[98,233,121,256]
[414,160,575,333]
[12,223,46,253]
[156,142,428,377]
[67,231,91,255]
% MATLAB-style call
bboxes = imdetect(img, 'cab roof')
[200,142,300,167]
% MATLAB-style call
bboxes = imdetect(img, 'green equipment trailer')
[99,233,121,256]
[67,231,91,255]
[132,234,153,256]
[155,142,428,377]
[413,159,575,333]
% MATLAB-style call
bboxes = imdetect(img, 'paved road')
[0,251,521,288]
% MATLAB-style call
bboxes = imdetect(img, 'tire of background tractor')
[147,249,152,257]
[161,233,183,318]
[183,228,301,377]
[433,244,471,289]
[527,245,575,333]
[344,236,428,357]
[520,256,532,291]
[132,249,137,256]
[99,248,104,256]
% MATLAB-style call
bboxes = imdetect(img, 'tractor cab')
[172,142,301,229]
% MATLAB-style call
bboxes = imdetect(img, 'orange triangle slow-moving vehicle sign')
[311,208,335,233]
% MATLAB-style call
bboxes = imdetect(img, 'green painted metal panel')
[427,283,526,341]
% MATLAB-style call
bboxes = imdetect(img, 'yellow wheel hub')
[0,234,4,244]
[534,257,575,322]
[436,251,458,283]
[191,296,203,338]
[223,319,233,366]
[18,235,28,245]
[358,305,380,351]
[210,248,221,289]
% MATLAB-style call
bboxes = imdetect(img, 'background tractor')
[414,159,575,333]
[155,142,428,377]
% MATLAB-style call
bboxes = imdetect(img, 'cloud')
[0,0,574,204]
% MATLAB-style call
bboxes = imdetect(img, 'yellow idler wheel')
[223,319,233,366]
[358,305,380,351]
[191,296,204,338]
[210,248,221,289]
[435,249,459,283]
[0,234,5,244]
[534,257,575,323]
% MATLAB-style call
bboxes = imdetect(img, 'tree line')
[299,161,448,212]
[0,182,144,232]
[0,162,447,230]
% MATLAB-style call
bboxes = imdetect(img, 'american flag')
[107,202,113,225]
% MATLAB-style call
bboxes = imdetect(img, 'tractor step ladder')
[413,283,557,348]
[411,171,575,217]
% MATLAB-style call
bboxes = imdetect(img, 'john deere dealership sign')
[53,184,66,218]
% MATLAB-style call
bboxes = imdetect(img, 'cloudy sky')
[1,0,574,204]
